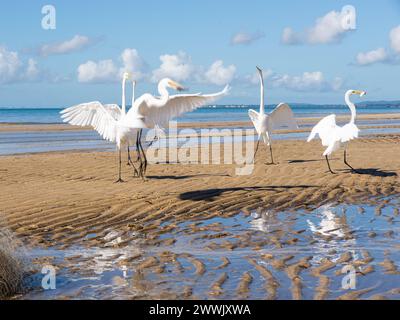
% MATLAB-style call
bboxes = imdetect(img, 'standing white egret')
[307,90,366,174]
[249,66,298,164]
[102,76,138,169]
[126,78,230,176]
[60,72,141,182]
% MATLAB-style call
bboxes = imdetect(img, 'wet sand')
[1,112,400,132]
[0,124,399,299]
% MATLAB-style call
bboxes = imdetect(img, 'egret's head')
[123,72,131,81]
[350,90,367,97]
[165,78,186,91]
[256,66,263,74]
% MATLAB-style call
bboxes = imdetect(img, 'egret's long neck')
[259,73,265,115]
[122,78,127,115]
[131,82,136,107]
[345,92,356,123]
[158,82,170,104]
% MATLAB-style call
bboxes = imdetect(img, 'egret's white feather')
[129,85,230,128]
[61,101,121,144]
[307,89,365,157]
[269,103,298,131]
[307,114,337,146]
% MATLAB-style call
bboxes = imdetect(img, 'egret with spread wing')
[126,78,230,176]
[249,66,298,164]
[60,72,141,182]
[307,90,366,174]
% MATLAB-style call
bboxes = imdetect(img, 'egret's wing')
[269,103,298,131]
[339,123,359,143]
[307,114,337,147]
[136,85,230,127]
[60,101,118,143]
[103,104,123,121]
[248,109,260,127]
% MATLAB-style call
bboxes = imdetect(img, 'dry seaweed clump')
[0,227,26,299]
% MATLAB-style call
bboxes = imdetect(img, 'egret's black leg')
[253,140,260,163]
[138,130,148,179]
[135,131,141,162]
[325,155,335,174]
[115,148,124,183]
[128,147,140,177]
[344,149,358,173]
[268,144,275,165]
[127,146,131,166]
[135,131,144,177]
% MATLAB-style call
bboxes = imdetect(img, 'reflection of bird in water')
[250,211,280,233]
[307,205,359,263]
[307,207,344,238]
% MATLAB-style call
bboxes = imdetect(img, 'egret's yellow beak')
[352,90,366,97]
[168,80,186,91]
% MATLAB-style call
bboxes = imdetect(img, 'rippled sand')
[0,132,399,299]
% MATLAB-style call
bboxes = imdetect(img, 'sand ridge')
[0,135,399,248]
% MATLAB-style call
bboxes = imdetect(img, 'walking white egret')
[249,66,298,164]
[307,89,366,174]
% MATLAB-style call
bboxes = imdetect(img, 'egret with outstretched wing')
[307,90,366,174]
[249,66,298,164]
[125,78,230,176]
[60,73,140,182]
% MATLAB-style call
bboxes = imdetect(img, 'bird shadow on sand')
[288,159,322,164]
[147,173,231,180]
[179,185,317,202]
[340,168,398,177]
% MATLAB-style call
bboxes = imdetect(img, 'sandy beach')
[0,118,399,299]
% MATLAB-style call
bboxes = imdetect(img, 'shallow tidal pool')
[17,196,400,300]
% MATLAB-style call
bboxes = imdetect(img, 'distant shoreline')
[1,113,400,132]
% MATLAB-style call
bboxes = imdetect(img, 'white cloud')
[246,69,342,92]
[151,51,195,83]
[281,28,301,45]
[78,60,118,83]
[77,48,147,83]
[390,25,400,54]
[282,9,355,45]
[78,50,235,86]
[356,48,388,66]
[245,68,274,85]
[0,46,41,84]
[0,47,21,83]
[151,52,235,86]
[274,72,327,91]
[25,59,39,80]
[120,48,147,80]
[231,31,265,45]
[204,60,236,85]
[40,35,93,56]
[354,25,400,66]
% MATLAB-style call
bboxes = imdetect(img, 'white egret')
[102,76,138,168]
[249,66,298,164]
[61,72,141,182]
[61,77,230,181]
[307,90,366,174]
[126,79,230,176]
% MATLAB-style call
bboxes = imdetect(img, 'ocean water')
[1,104,400,124]
[1,104,400,155]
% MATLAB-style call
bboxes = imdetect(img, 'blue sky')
[0,0,399,106]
